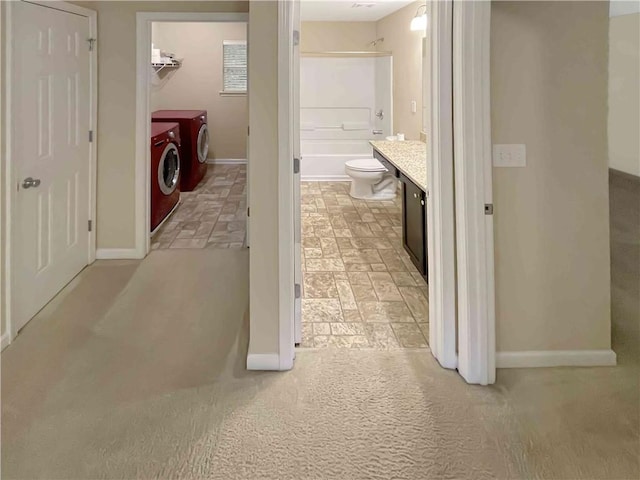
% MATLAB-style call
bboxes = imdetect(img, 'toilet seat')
[345,158,387,172]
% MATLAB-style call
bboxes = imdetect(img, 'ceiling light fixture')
[410,4,428,32]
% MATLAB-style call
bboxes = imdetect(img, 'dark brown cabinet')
[400,174,427,279]
[372,147,427,280]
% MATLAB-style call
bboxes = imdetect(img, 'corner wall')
[300,21,377,52]
[248,0,280,361]
[491,1,612,354]
[608,11,640,176]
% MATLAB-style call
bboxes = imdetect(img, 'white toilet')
[345,158,398,200]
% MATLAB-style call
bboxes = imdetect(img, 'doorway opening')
[283,1,496,384]
[295,7,430,350]
[135,12,249,258]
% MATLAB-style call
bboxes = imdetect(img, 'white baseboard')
[1,331,11,351]
[206,158,247,165]
[496,349,617,368]
[96,248,143,260]
[301,175,350,182]
[246,353,281,370]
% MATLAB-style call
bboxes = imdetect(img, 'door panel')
[13,1,91,332]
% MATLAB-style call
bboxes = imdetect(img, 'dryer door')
[197,124,209,163]
[158,143,180,195]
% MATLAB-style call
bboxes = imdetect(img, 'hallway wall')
[608,9,640,176]
[491,1,612,354]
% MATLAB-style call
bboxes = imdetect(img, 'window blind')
[223,40,247,92]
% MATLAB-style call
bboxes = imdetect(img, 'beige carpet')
[2,182,639,480]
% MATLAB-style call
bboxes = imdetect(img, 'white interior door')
[12,1,91,332]
[293,0,302,345]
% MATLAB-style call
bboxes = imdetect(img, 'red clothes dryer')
[150,122,181,233]
[152,110,209,191]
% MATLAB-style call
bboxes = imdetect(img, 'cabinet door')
[402,178,426,276]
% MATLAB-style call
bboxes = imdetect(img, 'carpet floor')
[1,172,638,479]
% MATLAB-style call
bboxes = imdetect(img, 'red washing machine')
[151,110,209,191]
[150,122,181,233]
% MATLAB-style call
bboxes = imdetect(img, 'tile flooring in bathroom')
[300,181,430,350]
[151,164,247,250]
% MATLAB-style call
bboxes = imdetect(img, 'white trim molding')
[427,0,457,371]
[1,331,11,351]
[276,0,296,371]
[206,158,247,165]
[497,350,617,368]
[136,12,249,258]
[452,0,496,385]
[247,353,281,371]
[95,248,143,260]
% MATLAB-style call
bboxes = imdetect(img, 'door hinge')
[293,30,300,47]
[295,283,301,299]
[247,207,250,217]
[88,220,93,232]
[247,126,250,136]
[89,130,94,143]
[87,38,96,51]
[484,204,494,215]
[293,157,300,174]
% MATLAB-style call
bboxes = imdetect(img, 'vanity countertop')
[369,140,427,191]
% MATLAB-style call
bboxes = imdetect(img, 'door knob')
[22,177,41,189]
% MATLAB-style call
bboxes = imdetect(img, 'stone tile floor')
[300,181,429,349]
[151,164,247,250]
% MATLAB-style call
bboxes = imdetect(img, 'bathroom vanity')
[370,140,428,279]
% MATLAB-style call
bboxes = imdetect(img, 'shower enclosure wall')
[300,53,393,180]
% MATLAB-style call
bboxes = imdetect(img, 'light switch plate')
[411,100,417,113]
[493,144,526,167]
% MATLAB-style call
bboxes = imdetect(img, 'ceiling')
[301,0,415,22]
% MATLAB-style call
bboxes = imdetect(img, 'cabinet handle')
[413,193,418,198]
[421,199,425,206]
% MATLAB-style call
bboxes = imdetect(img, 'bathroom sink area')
[369,140,427,191]
[370,140,429,279]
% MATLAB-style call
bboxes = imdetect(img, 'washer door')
[158,143,180,195]
[197,124,209,163]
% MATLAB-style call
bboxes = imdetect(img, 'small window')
[222,40,247,94]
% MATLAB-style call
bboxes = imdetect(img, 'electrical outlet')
[410,100,417,113]
[493,144,526,167]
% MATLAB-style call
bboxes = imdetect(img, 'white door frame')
[277,0,495,384]
[134,12,249,258]
[427,0,457,370]
[277,0,297,369]
[452,1,495,385]
[1,0,98,350]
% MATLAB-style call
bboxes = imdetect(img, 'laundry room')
[149,21,248,249]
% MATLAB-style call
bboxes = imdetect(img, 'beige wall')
[248,1,280,358]
[300,21,377,52]
[70,1,248,250]
[491,1,611,352]
[150,22,248,160]
[376,1,424,141]
[608,13,640,176]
